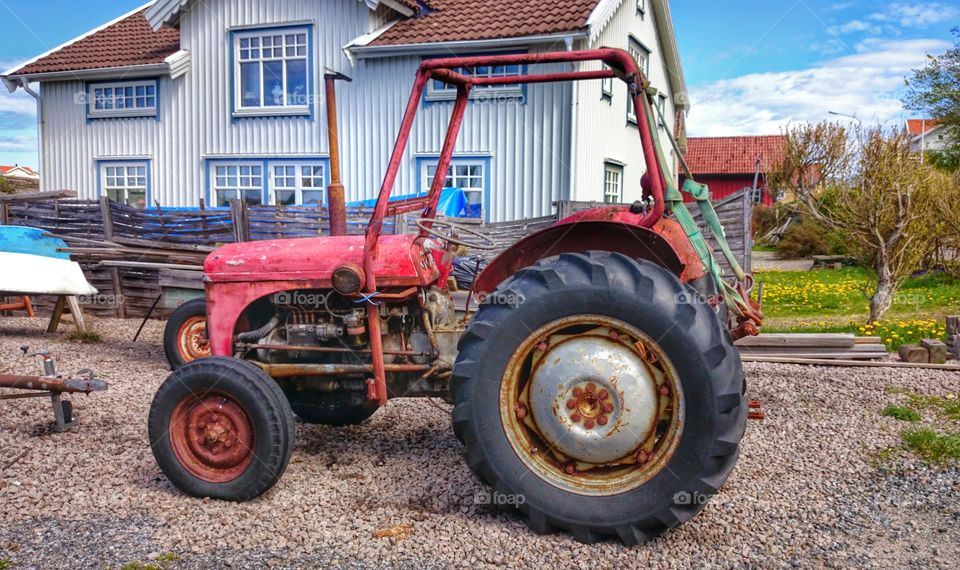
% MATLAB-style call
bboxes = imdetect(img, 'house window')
[87,80,158,118]
[603,162,623,204]
[234,26,311,116]
[426,60,524,102]
[750,187,765,204]
[213,163,263,206]
[100,162,148,208]
[421,159,486,218]
[637,0,646,16]
[657,93,668,128]
[271,164,326,205]
[626,38,651,124]
[601,65,614,101]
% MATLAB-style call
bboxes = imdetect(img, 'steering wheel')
[415,218,497,250]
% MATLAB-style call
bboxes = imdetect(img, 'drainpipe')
[324,71,352,237]
[20,79,42,187]
[565,37,579,204]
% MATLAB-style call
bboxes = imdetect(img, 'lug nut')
[515,403,528,420]
[603,402,614,413]
[224,440,233,448]
[597,416,608,426]
[598,389,609,401]
[610,330,619,340]
[585,383,596,394]
[572,387,583,397]
[571,413,582,423]
[566,399,576,410]
[529,446,539,455]
[637,450,650,464]
[198,422,206,429]
[564,463,577,475]
[659,386,670,396]
[537,341,549,352]
[583,419,595,429]
[211,414,219,422]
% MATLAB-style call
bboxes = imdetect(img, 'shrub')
[776,218,831,259]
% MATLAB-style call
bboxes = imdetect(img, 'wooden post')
[99,196,127,319]
[0,202,8,225]
[742,188,753,275]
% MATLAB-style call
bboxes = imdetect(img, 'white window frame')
[657,93,668,129]
[100,162,149,208]
[426,62,524,102]
[212,163,264,206]
[270,163,327,206]
[421,159,486,214]
[233,26,310,116]
[87,80,158,118]
[603,162,624,204]
[626,38,651,124]
[750,187,765,204]
[601,65,614,100]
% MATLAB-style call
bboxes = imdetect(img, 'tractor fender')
[472,215,708,299]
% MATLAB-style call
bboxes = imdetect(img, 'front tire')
[163,297,210,371]
[148,357,295,501]
[451,252,746,544]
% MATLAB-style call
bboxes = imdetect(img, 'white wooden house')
[2,0,688,222]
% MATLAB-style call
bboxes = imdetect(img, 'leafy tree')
[0,177,14,194]
[772,123,949,322]
[904,27,960,172]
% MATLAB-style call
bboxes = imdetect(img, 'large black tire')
[163,297,209,371]
[148,356,295,501]
[451,252,747,545]
[285,390,377,426]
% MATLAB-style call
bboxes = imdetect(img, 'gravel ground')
[1,316,959,569]
[752,250,815,272]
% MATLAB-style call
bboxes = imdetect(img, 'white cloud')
[0,87,36,116]
[686,38,950,136]
[870,2,959,27]
[0,134,38,152]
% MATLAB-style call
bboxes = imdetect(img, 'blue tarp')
[348,188,472,218]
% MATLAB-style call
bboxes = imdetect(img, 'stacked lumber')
[735,333,888,360]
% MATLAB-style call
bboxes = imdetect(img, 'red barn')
[681,135,786,207]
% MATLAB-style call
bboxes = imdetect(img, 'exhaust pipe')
[324,71,352,237]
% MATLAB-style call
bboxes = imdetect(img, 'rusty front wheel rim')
[177,316,210,363]
[168,392,255,483]
[500,315,685,496]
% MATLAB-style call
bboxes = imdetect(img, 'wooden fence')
[0,190,751,319]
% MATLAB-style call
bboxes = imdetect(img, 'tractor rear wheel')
[148,357,295,501]
[164,298,210,371]
[451,252,746,545]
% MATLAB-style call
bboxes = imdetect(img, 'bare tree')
[772,123,947,322]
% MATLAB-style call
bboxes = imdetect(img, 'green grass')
[881,404,921,422]
[887,387,960,421]
[754,267,960,349]
[900,428,960,464]
[0,557,11,570]
[752,244,778,253]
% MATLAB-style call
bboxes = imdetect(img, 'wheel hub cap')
[528,336,658,464]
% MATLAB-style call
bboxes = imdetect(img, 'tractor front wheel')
[148,357,295,501]
[451,252,747,544]
[163,297,210,371]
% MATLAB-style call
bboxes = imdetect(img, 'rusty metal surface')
[169,393,255,483]
[324,73,348,238]
[472,221,685,297]
[254,362,432,379]
[177,315,210,363]
[0,373,107,394]
[499,316,685,496]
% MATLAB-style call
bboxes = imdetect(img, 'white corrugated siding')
[571,0,678,203]
[39,0,679,222]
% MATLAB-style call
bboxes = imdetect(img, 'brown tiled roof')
[685,136,786,176]
[906,119,940,136]
[8,9,180,77]
[372,0,600,45]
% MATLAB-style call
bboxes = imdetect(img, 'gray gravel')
[1,316,959,569]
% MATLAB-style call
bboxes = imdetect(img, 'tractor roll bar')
[360,48,669,405]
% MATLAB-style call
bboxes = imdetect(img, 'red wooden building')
[680,135,785,206]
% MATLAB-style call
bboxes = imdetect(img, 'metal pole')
[324,72,351,237]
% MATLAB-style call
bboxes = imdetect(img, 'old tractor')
[149,49,763,545]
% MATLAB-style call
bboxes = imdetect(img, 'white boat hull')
[0,252,98,296]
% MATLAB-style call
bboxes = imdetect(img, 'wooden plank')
[742,355,960,370]
[735,333,856,349]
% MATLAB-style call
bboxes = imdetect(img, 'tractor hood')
[204,234,429,286]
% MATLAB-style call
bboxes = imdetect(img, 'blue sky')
[0,0,957,169]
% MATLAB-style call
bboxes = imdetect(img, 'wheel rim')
[168,392,255,483]
[177,316,210,363]
[500,315,684,496]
